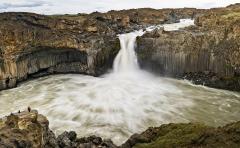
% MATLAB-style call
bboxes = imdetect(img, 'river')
[0,19,240,145]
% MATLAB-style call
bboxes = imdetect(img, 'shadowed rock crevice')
[0,49,88,90]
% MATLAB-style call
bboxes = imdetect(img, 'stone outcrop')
[0,110,58,147]
[1,110,240,148]
[0,12,121,90]
[0,110,117,148]
[0,8,203,91]
[123,121,240,148]
[136,3,240,91]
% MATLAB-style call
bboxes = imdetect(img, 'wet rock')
[57,131,77,147]
[143,27,165,38]
[87,135,102,145]
[75,136,117,148]
[57,132,72,147]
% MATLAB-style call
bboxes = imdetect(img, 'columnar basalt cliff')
[1,110,240,147]
[136,4,240,91]
[0,12,121,90]
[0,8,203,90]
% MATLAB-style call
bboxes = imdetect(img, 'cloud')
[0,0,47,10]
[0,0,239,14]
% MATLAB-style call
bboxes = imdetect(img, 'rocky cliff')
[0,8,203,90]
[136,4,240,91]
[1,110,240,148]
[0,110,117,148]
[0,12,120,90]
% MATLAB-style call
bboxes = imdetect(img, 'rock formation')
[0,110,117,148]
[123,121,240,148]
[136,4,240,91]
[0,8,203,91]
[0,110,240,148]
[1,3,240,147]
[0,12,120,90]
[0,110,57,147]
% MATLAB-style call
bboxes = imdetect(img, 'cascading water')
[113,19,196,73]
[113,31,143,73]
[0,19,240,145]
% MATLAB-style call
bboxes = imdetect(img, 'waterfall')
[113,19,195,74]
[0,19,208,146]
[113,31,144,73]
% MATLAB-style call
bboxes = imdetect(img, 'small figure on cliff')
[18,110,20,113]
[28,106,31,112]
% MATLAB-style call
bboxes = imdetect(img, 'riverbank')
[1,110,240,147]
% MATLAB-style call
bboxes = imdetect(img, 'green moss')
[0,119,4,129]
[132,122,240,148]
[134,123,210,148]
[222,12,240,19]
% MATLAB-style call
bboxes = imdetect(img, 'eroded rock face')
[0,12,121,91]
[0,110,118,148]
[0,7,204,91]
[0,110,58,147]
[136,3,240,91]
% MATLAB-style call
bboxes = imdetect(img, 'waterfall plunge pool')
[0,19,240,145]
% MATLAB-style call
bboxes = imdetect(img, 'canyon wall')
[1,4,239,91]
[0,8,202,90]
[0,12,120,90]
[136,4,240,91]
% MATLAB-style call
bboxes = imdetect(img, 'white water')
[1,19,240,145]
[114,19,194,73]
[113,32,141,73]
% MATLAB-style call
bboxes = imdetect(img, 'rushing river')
[0,20,240,145]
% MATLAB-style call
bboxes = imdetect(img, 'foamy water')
[0,19,240,145]
[1,74,240,145]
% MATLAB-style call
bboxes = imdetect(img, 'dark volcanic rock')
[55,130,117,147]
[136,3,240,91]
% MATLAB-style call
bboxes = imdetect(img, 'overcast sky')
[0,0,239,14]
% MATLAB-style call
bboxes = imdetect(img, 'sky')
[0,0,239,14]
